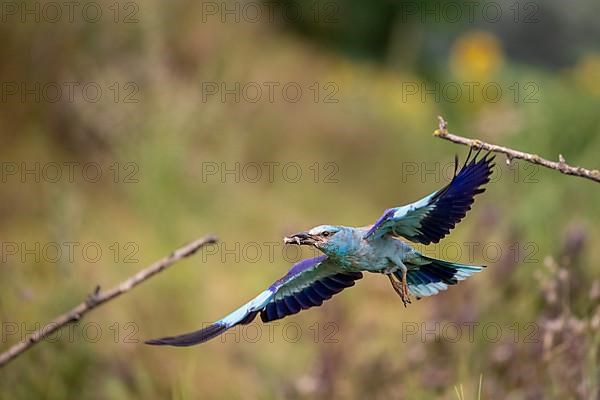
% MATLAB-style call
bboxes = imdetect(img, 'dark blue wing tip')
[456,148,496,178]
[408,150,495,244]
[364,151,494,242]
[144,323,227,347]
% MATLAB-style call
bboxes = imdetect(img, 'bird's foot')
[387,274,411,307]
[401,279,412,307]
[400,270,411,306]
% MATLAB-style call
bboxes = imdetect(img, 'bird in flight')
[146,149,495,346]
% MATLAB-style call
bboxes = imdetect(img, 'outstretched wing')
[364,150,494,244]
[145,256,362,347]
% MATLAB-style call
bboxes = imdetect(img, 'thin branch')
[0,234,218,368]
[434,116,600,183]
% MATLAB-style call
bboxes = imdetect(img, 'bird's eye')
[322,231,331,237]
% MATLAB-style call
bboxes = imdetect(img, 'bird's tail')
[144,290,272,347]
[399,256,484,298]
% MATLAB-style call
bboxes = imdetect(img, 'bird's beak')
[283,232,316,246]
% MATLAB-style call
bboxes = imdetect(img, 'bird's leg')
[387,273,411,307]
[387,274,402,297]
[400,269,411,305]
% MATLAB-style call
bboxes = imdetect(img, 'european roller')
[146,150,494,346]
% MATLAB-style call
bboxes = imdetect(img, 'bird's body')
[146,150,495,346]
[308,226,413,273]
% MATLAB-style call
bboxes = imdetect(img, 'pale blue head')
[284,225,354,257]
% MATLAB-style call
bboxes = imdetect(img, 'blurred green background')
[1,0,599,398]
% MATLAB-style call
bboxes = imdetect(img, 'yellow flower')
[572,53,600,96]
[450,31,504,81]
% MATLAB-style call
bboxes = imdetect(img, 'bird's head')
[284,225,348,256]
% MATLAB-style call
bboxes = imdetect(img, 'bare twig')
[434,116,600,183]
[0,235,218,368]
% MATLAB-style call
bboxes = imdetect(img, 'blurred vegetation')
[0,0,599,398]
